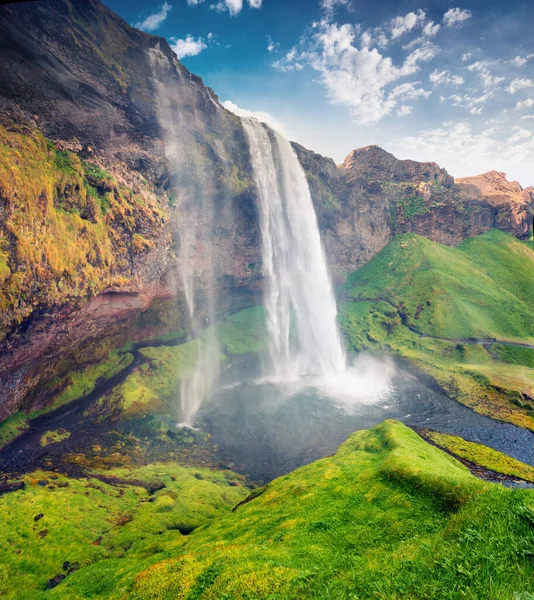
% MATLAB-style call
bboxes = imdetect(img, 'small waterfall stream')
[242,118,346,379]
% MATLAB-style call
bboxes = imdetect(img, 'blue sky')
[106,0,534,186]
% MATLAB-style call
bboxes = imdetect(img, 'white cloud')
[392,120,534,183]
[467,61,505,90]
[222,100,288,134]
[397,105,413,116]
[429,69,464,86]
[422,21,441,37]
[516,98,534,110]
[210,0,261,15]
[507,78,534,94]
[272,47,304,72]
[462,52,472,62]
[511,55,534,68]
[321,0,349,14]
[302,22,437,124]
[171,35,207,58]
[443,7,472,28]
[134,1,172,32]
[267,35,279,53]
[390,10,426,40]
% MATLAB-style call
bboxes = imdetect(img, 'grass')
[0,462,248,599]
[40,429,71,447]
[0,122,166,342]
[339,230,534,429]
[425,430,534,483]
[343,230,534,343]
[43,420,534,599]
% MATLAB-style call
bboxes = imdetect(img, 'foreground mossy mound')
[339,230,534,429]
[0,462,248,599]
[6,421,528,599]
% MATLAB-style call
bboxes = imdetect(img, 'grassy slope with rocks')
[0,120,167,342]
[424,430,534,483]
[0,462,248,599]
[339,229,534,429]
[22,420,533,599]
[0,307,268,450]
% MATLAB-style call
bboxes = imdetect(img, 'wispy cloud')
[134,1,172,32]
[443,7,472,28]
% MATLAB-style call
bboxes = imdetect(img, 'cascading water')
[242,118,346,379]
[149,46,221,427]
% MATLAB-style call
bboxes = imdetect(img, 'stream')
[1,348,534,484]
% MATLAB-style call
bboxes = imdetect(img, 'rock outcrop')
[295,144,534,279]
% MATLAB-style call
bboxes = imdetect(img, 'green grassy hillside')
[339,230,534,428]
[343,229,534,343]
[26,421,533,599]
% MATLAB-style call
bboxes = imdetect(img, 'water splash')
[242,118,346,379]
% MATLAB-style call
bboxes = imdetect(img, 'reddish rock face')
[456,171,534,239]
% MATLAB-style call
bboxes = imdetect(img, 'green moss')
[493,345,534,369]
[0,123,167,342]
[40,429,71,447]
[0,412,30,449]
[426,431,534,483]
[0,462,247,599]
[55,421,534,600]
[215,306,267,355]
[0,349,133,450]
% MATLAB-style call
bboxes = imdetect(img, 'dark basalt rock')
[0,481,25,496]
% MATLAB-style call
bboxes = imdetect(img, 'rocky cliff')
[0,0,532,420]
[296,144,534,278]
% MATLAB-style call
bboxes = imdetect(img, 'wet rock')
[34,513,44,522]
[37,480,48,487]
[45,574,65,590]
[63,561,80,574]
[147,480,165,494]
[0,481,25,496]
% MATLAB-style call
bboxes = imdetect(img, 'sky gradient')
[106,0,534,186]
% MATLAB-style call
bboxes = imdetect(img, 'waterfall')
[242,118,346,379]
[149,47,221,428]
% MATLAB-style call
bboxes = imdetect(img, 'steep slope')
[22,421,533,599]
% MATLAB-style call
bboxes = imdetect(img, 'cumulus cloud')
[443,7,472,28]
[507,78,534,94]
[516,98,534,110]
[212,0,261,15]
[390,10,426,40]
[134,1,172,32]
[171,35,207,58]
[222,100,288,134]
[273,20,438,124]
